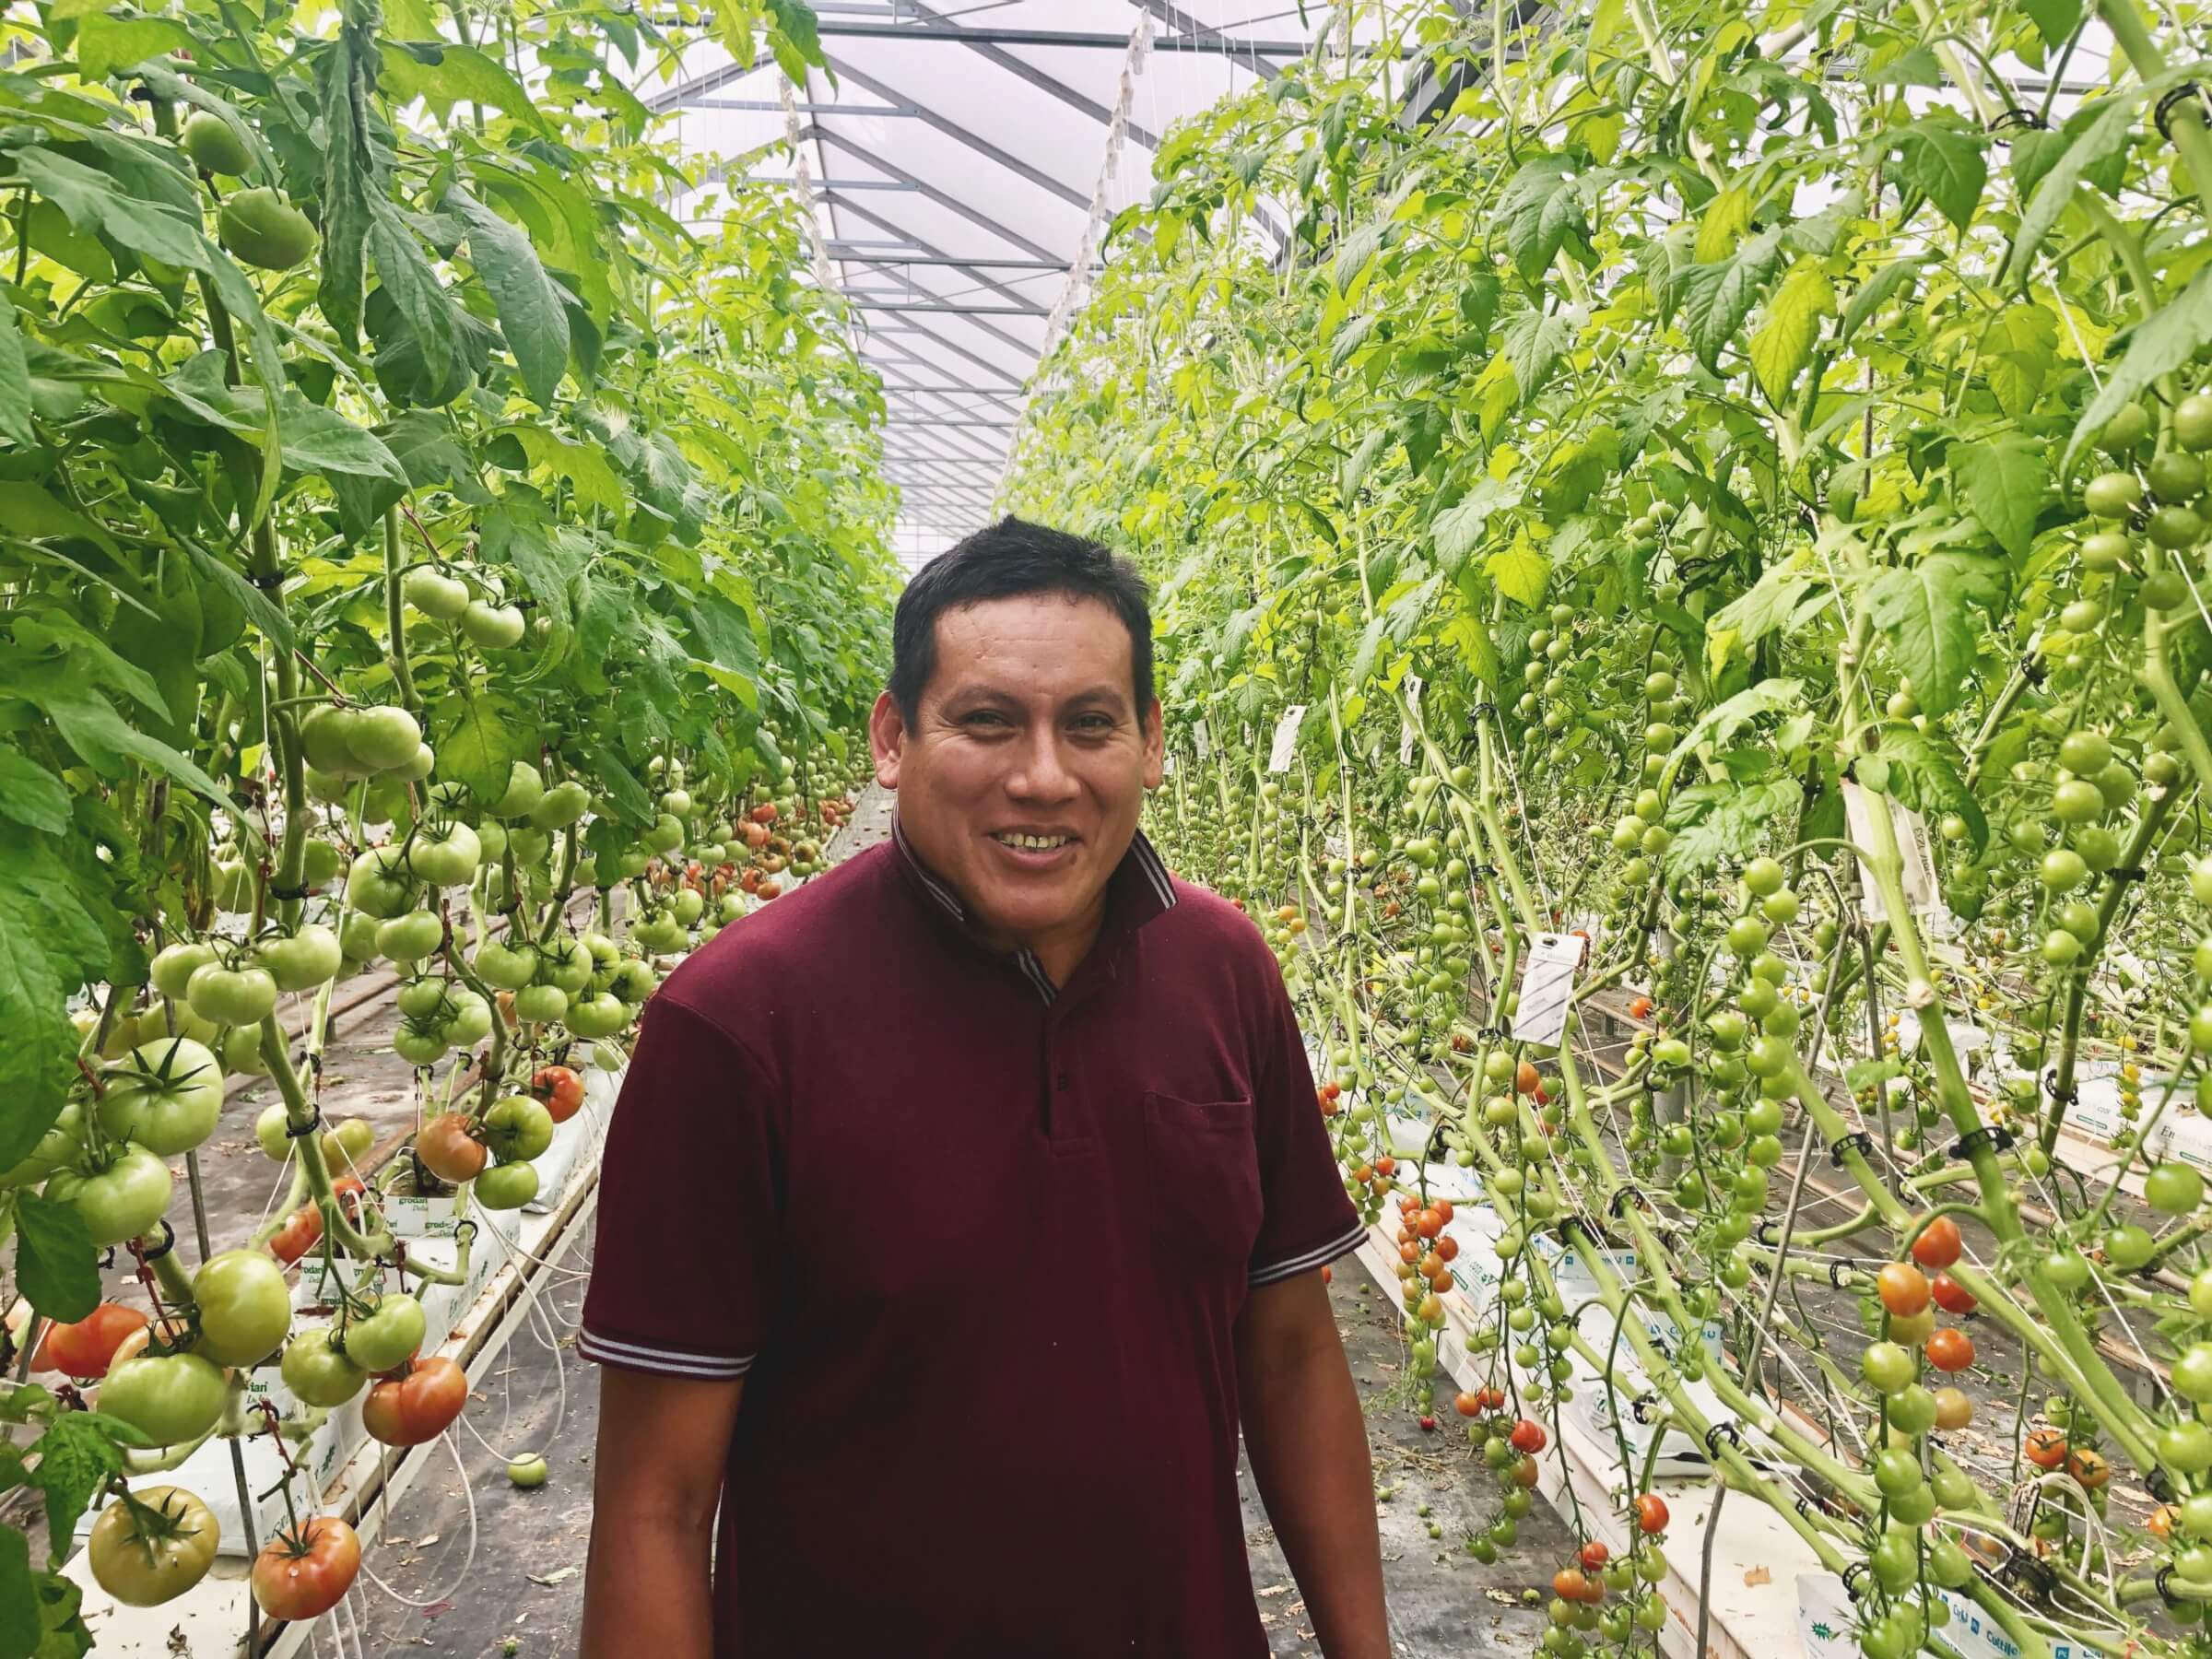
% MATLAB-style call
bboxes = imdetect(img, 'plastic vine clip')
[1830,1130,1873,1169]
[284,1105,326,1139]
[1949,1125,2016,1160]
[2156,82,2212,141]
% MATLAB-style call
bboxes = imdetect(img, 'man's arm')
[580,1369,745,1657]
[1235,1271,1388,1658]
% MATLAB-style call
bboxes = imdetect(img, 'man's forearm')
[1241,1348,1389,1657]
[580,1511,717,1657]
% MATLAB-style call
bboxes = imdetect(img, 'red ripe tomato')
[1416,1208,1444,1239]
[1911,1216,1963,1270]
[1454,1391,1482,1418]
[1628,995,1653,1019]
[1579,1540,1610,1571]
[1373,1156,1397,1177]
[1877,1261,1931,1317]
[1635,1493,1669,1534]
[36,1303,150,1379]
[1925,1327,1975,1372]
[2024,1428,2069,1470]
[251,1516,360,1621]
[1931,1273,1977,1314]
[362,1356,468,1447]
[1432,1199,1454,1223]
[1436,1235,1460,1264]
[1510,1418,1547,1453]
[1477,1386,1506,1412]
[530,1065,584,1124]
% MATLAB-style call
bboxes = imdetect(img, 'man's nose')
[1007,731,1080,801]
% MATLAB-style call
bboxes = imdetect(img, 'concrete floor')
[339,1261,1570,1657]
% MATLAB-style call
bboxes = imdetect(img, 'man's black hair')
[888,516,1154,723]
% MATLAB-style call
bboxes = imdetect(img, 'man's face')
[871,594,1162,954]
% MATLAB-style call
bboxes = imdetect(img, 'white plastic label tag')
[1511,932,1586,1048]
[1400,675,1423,765]
[1268,704,1307,772]
[1193,719,1211,759]
[1842,781,1945,924]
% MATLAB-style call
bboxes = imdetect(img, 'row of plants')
[0,0,893,1643]
[1009,0,2212,1654]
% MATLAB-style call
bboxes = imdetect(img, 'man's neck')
[973,892,1109,989]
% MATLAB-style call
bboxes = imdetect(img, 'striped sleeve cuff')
[577,1328,755,1381]
[1248,1219,1369,1288]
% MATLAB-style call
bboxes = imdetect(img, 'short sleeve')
[579,994,780,1381]
[1243,961,1364,1288]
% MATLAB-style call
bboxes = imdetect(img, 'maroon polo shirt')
[580,818,1362,1655]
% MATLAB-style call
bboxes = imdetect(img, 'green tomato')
[444,990,494,1047]
[1888,1479,1937,1526]
[0,1105,82,1189]
[2148,1162,2206,1216]
[99,1352,228,1445]
[184,962,277,1028]
[528,780,593,832]
[149,941,219,1002]
[513,983,569,1025]
[402,567,471,620]
[2163,1419,2212,1475]
[254,924,344,994]
[476,1160,541,1210]
[192,1250,291,1366]
[2042,1248,2091,1291]
[404,821,482,888]
[1888,1384,1939,1435]
[47,1145,173,1245]
[97,1038,223,1156]
[1861,1341,1916,1394]
[86,1484,219,1607]
[344,1295,428,1374]
[460,600,526,649]
[2105,1224,2157,1270]
[281,1327,368,1407]
[507,1453,549,1488]
[472,940,538,992]
[393,1022,453,1066]
[2173,1344,2212,1403]
[376,910,446,966]
[483,1096,555,1162]
[2084,470,2143,518]
[347,846,416,919]
[1931,1466,1979,1511]
[2178,393,2212,453]
[565,992,631,1039]
[348,706,424,771]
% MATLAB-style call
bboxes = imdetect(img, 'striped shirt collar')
[890,815,1179,1003]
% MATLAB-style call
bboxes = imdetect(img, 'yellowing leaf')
[1748,261,1835,406]
[1486,544,1548,607]
[1694,186,1752,265]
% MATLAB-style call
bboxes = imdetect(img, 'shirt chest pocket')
[1142,1092,1262,1264]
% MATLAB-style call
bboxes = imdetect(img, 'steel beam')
[812,19,1313,53]
[807,127,1060,262]
[891,0,1160,150]
[683,98,921,114]
[820,54,1090,211]
[825,251,1069,269]
[854,299,1046,316]
[1129,0,1278,78]
[823,194,1056,327]
[860,313,1034,394]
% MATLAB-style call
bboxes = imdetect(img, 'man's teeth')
[994,833,1069,851]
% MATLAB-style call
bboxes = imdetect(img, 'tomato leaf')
[1748,260,1834,406]
[1500,311,1572,402]
[1865,552,2006,717]
[2019,0,2084,42]
[13,1193,97,1327]
[1432,476,1524,575]
[0,292,31,448]
[380,41,550,134]
[74,13,194,80]
[1661,779,1800,875]
[1498,155,1586,284]
[0,752,70,837]
[433,688,534,805]
[2065,264,2212,469]
[0,1526,36,1654]
[0,825,108,1172]
[319,6,380,348]
[1949,435,2047,558]
[1875,724,1986,851]
[2005,95,2137,288]
[367,202,459,399]
[27,1411,126,1563]
[1486,545,1548,607]
[447,188,572,406]
[1677,229,1781,371]
[1838,257,1924,346]
[1902,117,1986,232]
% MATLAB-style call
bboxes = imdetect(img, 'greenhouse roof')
[645,0,1399,569]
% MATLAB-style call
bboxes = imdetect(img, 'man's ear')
[1141,698,1164,790]
[869,690,905,791]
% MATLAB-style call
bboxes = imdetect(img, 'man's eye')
[964,711,1010,728]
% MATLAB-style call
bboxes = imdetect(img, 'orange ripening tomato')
[251,1517,360,1621]
[35,1303,150,1379]
[1933,1386,1973,1430]
[1911,1216,1963,1270]
[2024,1428,2069,1470]
[1417,1208,1444,1239]
[267,1204,323,1266]
[1628,996,1653,1020]
[1514,1060,1540,1096]
[1579,1540,1610,1570]
[2068,1447,2111,1490]
[362,1356,468,1447]
[1931,1272,1977,1315]
[1454,1391,1483,1418]
[1635,1493,1670,1534]
[1925,1327,1975,1373]
[2153,1505,2178,1539]
[530,1065,585,1124]
[1436,1235,1460,1263]
[1553,1569,1589,1602]
[1877,1261,1931,1317]
[1511,1455,1541,1488]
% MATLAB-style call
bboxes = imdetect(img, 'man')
[578,518,1386,1655]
